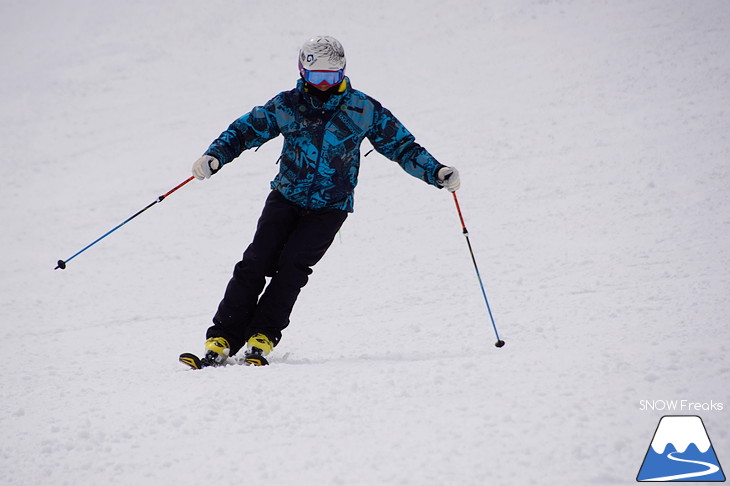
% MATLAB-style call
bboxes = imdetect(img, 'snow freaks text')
[639,400,724,412]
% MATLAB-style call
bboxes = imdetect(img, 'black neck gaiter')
[304,82,341,102]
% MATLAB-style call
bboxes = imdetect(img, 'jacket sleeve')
[204,97,281,166]
[366,102,446,187]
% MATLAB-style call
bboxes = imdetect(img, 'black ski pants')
[206,190,348,355]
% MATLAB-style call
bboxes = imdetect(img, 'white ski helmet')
[298,36,346,72]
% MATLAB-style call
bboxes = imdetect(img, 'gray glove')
[192,155,220,180]
[437,167,460,192]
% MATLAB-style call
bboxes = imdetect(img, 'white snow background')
[1,1,729,484]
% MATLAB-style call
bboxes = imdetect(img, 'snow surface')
[1,0,729,484]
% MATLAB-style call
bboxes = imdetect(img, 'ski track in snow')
[1,1,729,485]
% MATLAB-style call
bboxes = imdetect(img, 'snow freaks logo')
[639,400,724,412]
[637,415,726,482]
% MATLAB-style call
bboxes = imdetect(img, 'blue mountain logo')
[637,415,725,482]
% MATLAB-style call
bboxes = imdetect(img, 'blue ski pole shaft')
[451,192,505,348]
[55,176,195,270]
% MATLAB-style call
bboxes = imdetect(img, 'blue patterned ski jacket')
[205,78,446,212]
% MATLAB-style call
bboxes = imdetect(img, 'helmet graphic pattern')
[299,36,346,71]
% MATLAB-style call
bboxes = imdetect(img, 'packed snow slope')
[1,1,728,485]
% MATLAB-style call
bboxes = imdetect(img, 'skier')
[188,35,460,367]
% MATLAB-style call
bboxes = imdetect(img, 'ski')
[178,352,235,369]
[178,352,269,369]
[179,352,207,370]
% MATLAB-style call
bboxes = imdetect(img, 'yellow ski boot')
[244,333,274,366]
[202,337,230,366]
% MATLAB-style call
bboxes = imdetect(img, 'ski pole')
[55,176,195,270]
[451,192,505,348]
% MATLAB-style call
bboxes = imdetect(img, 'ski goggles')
[301,68,345,87]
